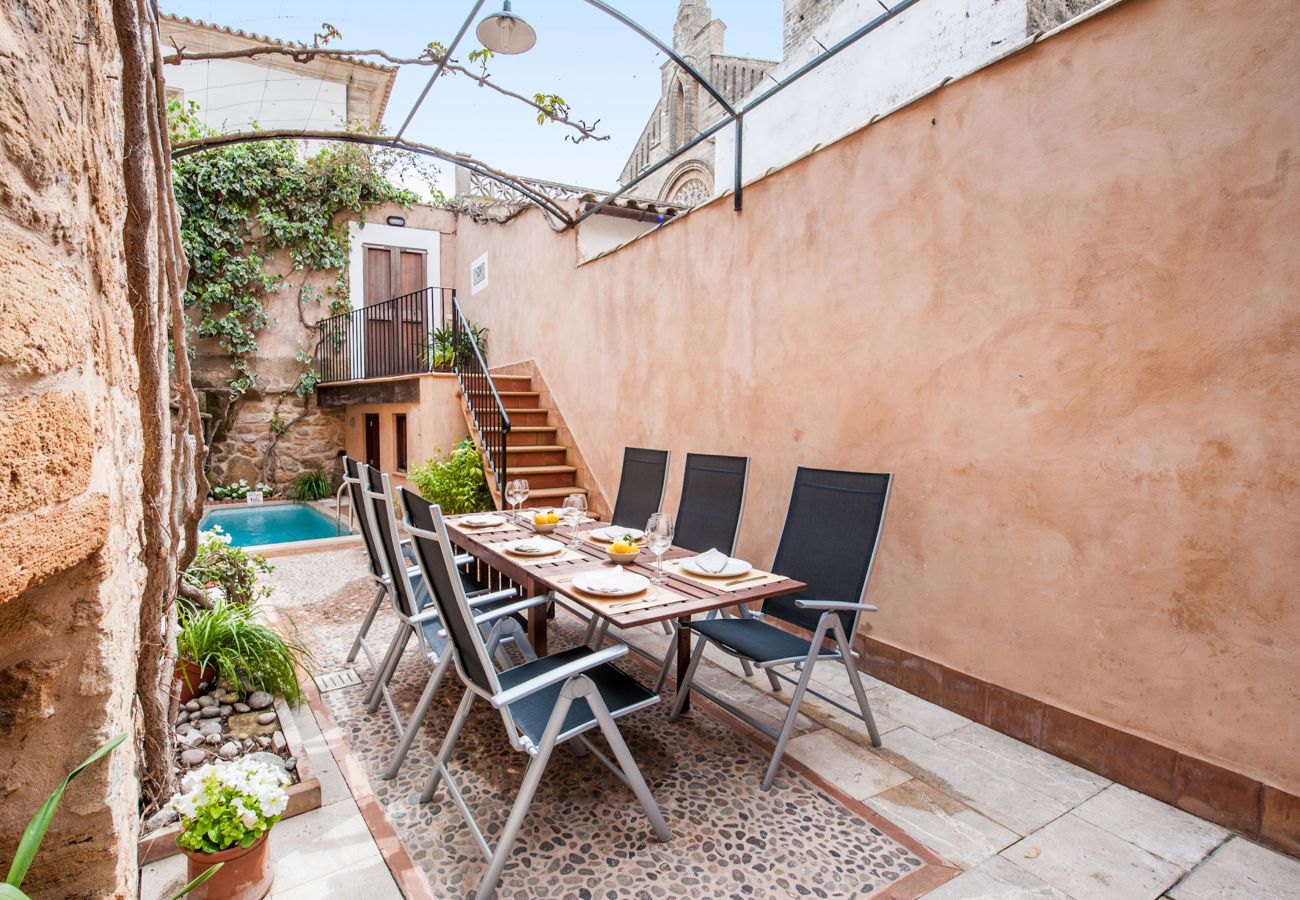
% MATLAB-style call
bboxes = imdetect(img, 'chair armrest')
[454,553,473,566]
[410,607,441,625]
[471,593,547,626]
[794,599,878,613]
[491,644,629,708]
[467,587,518,608]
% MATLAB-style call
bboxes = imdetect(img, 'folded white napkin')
[589,566,628,591]
[695,548,729,573]
[513,538,545,553]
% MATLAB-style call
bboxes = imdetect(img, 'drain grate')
[314,668,362,692]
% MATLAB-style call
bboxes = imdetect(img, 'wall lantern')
[476,1,536,55]
[386,215,406,227]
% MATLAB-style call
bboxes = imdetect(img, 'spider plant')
[288,468,333,501]
[176,601,307,704]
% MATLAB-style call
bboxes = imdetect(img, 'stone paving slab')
[867,779,1019,869]
[1168,836,1300,900]
[1075,784,1229,870]
[1002,813,1183,900]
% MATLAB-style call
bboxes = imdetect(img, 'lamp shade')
[476,1,536,55]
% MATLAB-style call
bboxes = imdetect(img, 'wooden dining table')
[444,513,807,712]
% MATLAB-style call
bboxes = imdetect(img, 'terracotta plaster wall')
[342,374,470,488]
[0,1,153,895]
[456,0,1300,795]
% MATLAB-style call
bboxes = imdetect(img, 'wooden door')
[364,414,380,469]
[364,245,426,377]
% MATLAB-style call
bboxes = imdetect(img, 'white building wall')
[712,0,1027,195]
[164,59,348,132]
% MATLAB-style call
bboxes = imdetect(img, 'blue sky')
[162,1,783,192]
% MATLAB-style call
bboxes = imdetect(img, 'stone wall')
[0,0,166,895]
[206,392,346,491]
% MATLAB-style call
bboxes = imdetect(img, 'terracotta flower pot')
[184,832,273,900]
[175,660,215,704]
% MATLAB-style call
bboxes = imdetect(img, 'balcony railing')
[315,287,452,384]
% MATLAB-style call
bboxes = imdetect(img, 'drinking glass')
[646,512,674,584]
[562,494,588,548]
[505,479,529,521]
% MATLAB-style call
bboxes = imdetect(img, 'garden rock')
[256,711,277,726]
[284,757,297,772]
[199,720,223,736]
[181,731,205,747]
[227,711,277,740]
[196,695,216,708]
[233,702,251,713]
[199,706,222,719]
[217,742,239,760]
[219,704,232,716]
[272,731,287,752]
[248,690,273,710]
[204,734,222,746]
[184,700,200,711]
[180,749,206,767]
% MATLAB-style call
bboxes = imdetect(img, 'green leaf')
[0,884,31,899]
[5,733,126,888]
[169,863,223,900]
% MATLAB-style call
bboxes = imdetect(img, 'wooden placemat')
[447,519,517,536]
[496,547,589,567]
[662,559,788,592]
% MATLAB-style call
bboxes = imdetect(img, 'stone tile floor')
[145,546,1300,899]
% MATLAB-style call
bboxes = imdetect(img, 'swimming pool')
[199,503,344,548]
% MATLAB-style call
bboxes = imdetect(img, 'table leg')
[528,594,549,657]
[676,616,691,714]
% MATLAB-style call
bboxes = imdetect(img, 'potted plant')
[171,758,290,899]
[175,600,306,706]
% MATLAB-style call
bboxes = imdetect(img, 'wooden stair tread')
[483,425,556,433]
[505,444,566,453]
[509,465,577,475]
[498,391,539,397]
[524,486,588,498]
[503,408,549,414]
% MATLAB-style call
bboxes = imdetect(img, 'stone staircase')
[461,367,606,516]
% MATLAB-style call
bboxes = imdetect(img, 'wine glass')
[562,494,588,547]
[646,512,674,584]
[505,479,529,522]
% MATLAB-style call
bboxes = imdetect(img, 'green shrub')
[182,527,273,605]
[288,468,333,501]
[408,437,493,514]
[176,600,306,705]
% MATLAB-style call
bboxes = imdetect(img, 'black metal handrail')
[451,293,510,494]
[315,287,453,384]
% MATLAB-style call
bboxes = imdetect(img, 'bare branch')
[162,43,609,143]
[171,129,577,227]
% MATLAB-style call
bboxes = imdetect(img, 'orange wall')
[343,374,470,489]
[455,0,1300,793]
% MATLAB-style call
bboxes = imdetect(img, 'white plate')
[590,526,646,543]
[572,569,650,597]
[503,537,564,557]
[460,514,506,528]
[680,556,751,578]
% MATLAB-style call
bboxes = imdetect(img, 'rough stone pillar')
[0,1,185,895]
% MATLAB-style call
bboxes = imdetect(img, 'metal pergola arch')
[167,0,924,229]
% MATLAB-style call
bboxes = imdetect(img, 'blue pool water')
[199,503,343,547]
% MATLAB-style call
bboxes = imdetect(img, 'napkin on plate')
[587,566,629,592]
[694,548,730,574]
[513,538,546,553]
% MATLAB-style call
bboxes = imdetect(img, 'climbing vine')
[168,100,431,401]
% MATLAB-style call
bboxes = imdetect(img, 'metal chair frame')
[401,489,671,900]
[356,465,542,779]
[669,469,894,790]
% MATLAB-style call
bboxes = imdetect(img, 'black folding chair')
[610,447,669,529]
[670,467,893,790]
[401,488,671,900]
[654,453,752,692]
[343,455,476,667]
[357,465,540,779]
